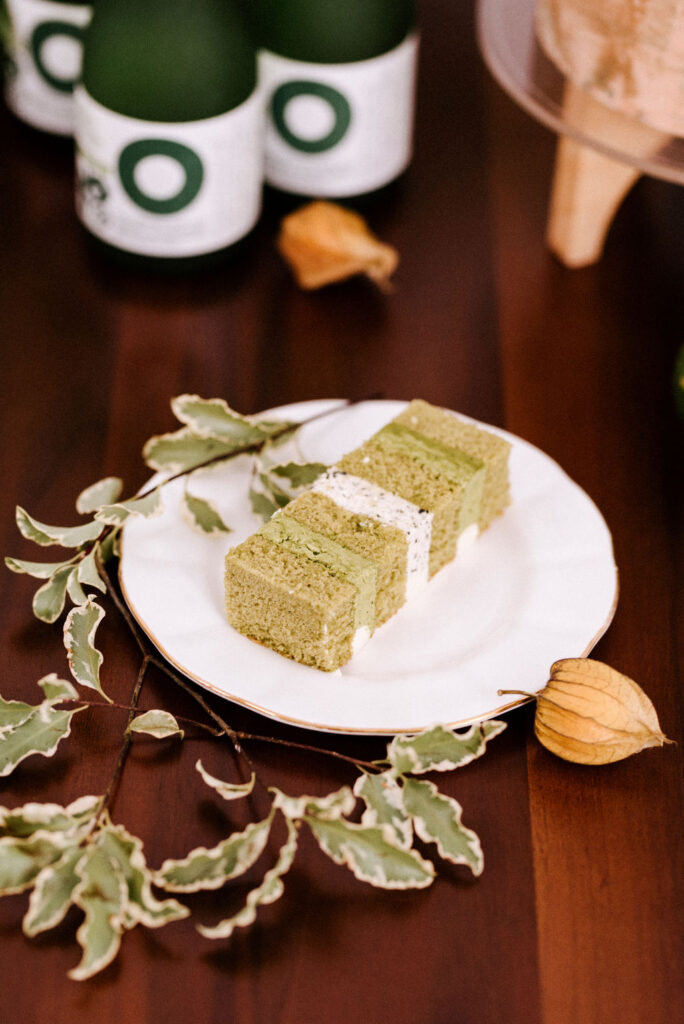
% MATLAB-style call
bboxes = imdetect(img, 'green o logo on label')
[271,80,351,153]
[118,139,204,215]
[30,21,85,94]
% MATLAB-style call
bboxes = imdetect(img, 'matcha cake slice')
[336,440,482,578]
[224,532,360,671]
[394,399,511,529]
[224,400,511,671]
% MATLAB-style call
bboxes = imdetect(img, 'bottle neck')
[82,0,256,122]
[252,0,415,64]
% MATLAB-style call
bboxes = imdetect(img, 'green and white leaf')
[63,600,109,702]
[171,394,289,445]
[76,477,124,515]
[15,506,103,549]
[198,817,298,940]
[0,831,73,894]
[261,426,299,455]
[195,760,255,801]
[248,472,291,523]
[268,461,327,489]
[154,814,273,893]
[23,844,85,936]
[0,704,83,777]
[306,817,435,890]
[386,721,507,776]
[248,485,279,523]
[76,547,107,593]
[401,778,483,876]
[69,846,127,981]
[66,567,89,606]
[5,556,75,579]
[271,785,356,822]
[94,488,162,527]
[354,771,412,849]
[32,564,73,623]
[0,694,34,734]
[0,796,100,838]
[97,821,188,929]
[249,451,327,524]
[143,428,244,475]
[128,710,184,741]
[258,470,292,505]
[181,490,231,535]
[38,673,79,704]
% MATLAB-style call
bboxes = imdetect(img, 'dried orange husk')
[532,658,671,765]
[277,200,399,291]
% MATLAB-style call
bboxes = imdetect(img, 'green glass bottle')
[252,0,418,197]
[74,0,262,264]
[3,0,91,135]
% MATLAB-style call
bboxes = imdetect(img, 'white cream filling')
[312,470,433,600]
[352,625,372,654]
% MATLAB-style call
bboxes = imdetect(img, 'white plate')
[119,400,619,735]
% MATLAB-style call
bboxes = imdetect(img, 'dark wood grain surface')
[1,3,682,1022]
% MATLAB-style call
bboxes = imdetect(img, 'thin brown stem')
[97,654,151,820]
[146,656,380,771]
[95,549,149,657]
[64,695,380,772]
[497,689,536,698]
[226,731,381,774]
[62,697,222,736]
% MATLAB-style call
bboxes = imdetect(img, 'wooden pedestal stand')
[546,83,670,268]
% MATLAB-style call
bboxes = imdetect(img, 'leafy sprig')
[248,423,327,521]
[1,395,507,980]
[0,677,85,777]
[5,395,321,700]
[0,722,504,975]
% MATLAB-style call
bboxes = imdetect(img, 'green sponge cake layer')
[285,490,407,628]
[224,399,511,671]
[260,512,377,634]
[394,400,511,529]
[372,422,485,536]
[338,441,466,577]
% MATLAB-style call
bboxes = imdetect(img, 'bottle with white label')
[74,0,263,267]
[3,0,91,136]
[252,0,418,198]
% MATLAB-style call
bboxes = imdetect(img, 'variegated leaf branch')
[0,798,189,980]
[156,721,505,940]
[0,707,506,978]
[5,397,334,697]
[1,395,508,981]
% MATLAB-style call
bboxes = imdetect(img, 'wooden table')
[1,3,682,1022]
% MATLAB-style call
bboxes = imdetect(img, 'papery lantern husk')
[277,200,399,291]
[533,658,671,765]
[535,0,684,136]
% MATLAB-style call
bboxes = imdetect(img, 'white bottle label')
[4,0,92,135]
[74,88,264,258]
[259,32,418,196]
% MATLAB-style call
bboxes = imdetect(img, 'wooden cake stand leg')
[546,83,669,268]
